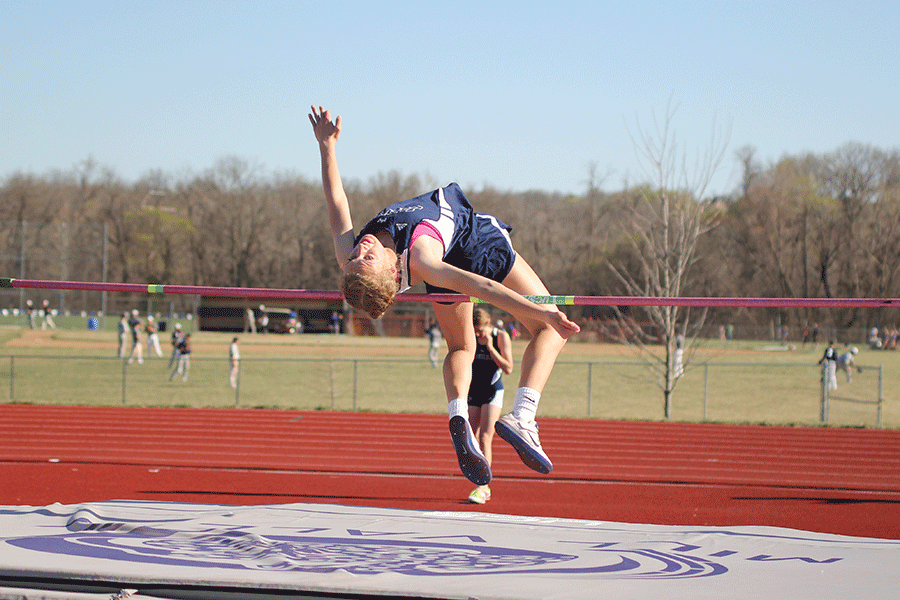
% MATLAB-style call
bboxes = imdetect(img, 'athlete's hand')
[547,310,580,340]
[309,105,341,147]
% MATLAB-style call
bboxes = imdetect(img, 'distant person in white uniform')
[229,337,240,388]
[41,300,56,330]
[145,316,163,358]
[425,319,442,368]
[837,347,859,383]
[818,340,838,390]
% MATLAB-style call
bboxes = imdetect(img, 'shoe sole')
[495,419,553,474]
[449,416,492,485]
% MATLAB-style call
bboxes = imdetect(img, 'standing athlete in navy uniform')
[310,106,580,486]
[466,308,513,504]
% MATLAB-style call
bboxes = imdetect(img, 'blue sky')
[2,0,899,196]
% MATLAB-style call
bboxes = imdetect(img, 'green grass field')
[0,327,896,428]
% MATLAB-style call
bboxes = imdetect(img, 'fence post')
[587,362,592,417]
[703,362,708,421]
[330,360,336,409]
[878,364,883,428]
[234,360,240,407]
[352,359,358,411]
[9,356,14,402]
[820,363,828,423]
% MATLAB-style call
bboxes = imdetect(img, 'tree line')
[2,143,899,335]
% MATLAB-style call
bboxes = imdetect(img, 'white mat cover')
[0,501,897,600]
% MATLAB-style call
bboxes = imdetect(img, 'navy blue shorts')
[425,213,517,297]
[468,385,503,407]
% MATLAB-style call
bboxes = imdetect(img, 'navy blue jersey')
[468,328,504,406]
[356,183,515,294]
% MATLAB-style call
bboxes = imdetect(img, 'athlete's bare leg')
[500,254,568,394]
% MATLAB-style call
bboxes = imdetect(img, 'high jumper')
[309,105,580,484]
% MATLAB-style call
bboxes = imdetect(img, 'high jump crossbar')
[2,278,898,308]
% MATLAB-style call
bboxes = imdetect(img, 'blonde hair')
[341,270,399,320]
[473,307,492,329]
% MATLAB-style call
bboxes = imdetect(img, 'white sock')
[512,387,540,421]
[448,398,467,420]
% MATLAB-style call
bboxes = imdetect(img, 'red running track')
[1,405,899,539]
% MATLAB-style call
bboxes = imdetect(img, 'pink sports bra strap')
[410,221,444,251]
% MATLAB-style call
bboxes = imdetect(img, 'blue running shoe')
[449,416,492,485]
[495,413,553,474]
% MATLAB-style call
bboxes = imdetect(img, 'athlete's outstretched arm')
[309,105,354,267]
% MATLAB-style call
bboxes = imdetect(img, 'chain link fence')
[0,355,886,428]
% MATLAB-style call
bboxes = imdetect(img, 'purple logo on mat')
[4,518,729,578]
[2,512,843,579]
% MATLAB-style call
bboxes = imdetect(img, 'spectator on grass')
[244,307,256,334]
[229,337,240,388]
[868,327,882,350]
[888,327,899,350]
[818,340,838,391]
[837,346,859,383]
[257,305,269,333]
[466,308,513,505]
[41,300,56,330]
[25,299,36,329]
[674,334,685,378]
[145,315,163,358]
[168,323,183,369]
[117,312,129,358]
[330,311,342,334]
[425,318,442,367]
[127,309,144,365]
[169,333,191,382]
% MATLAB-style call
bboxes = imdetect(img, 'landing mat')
[0,501,897,599]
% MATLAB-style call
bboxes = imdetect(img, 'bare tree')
[865,153,900,302]
[728,155,830,332]
[125,204,195,284]
[819,143,883,328]
[270,174,334,289]
[608,104,729,418]
[182,157,272,288]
